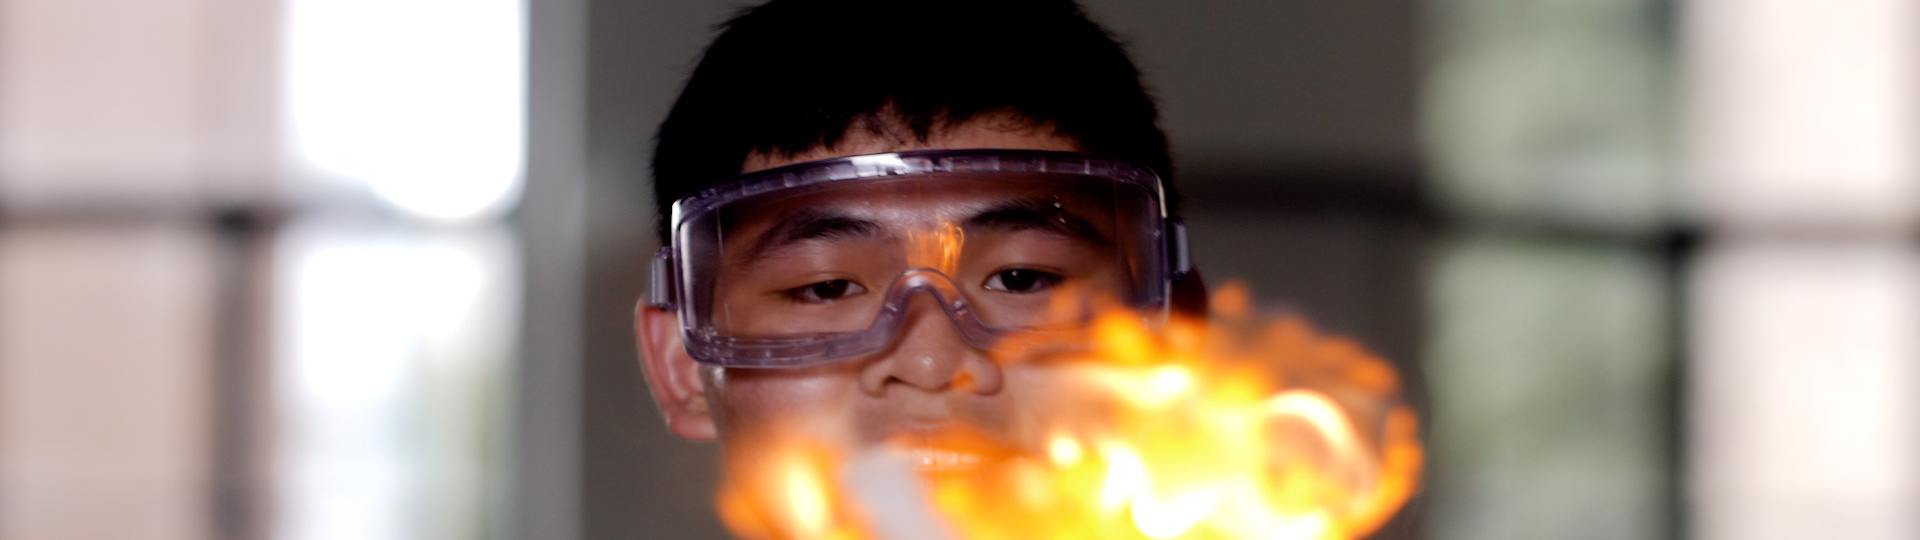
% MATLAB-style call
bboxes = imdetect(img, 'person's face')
[636,116,1095,478]
[709,175,1127,335]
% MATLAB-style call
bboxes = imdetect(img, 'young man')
[636,0,1201,497]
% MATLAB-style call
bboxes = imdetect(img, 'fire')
[907,221,966,276]
[717,283,1423,540]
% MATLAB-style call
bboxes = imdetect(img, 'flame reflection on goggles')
[648,150,1189,368]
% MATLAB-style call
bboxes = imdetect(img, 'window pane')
[0,224,217,540]
[1424,235,1672,540]
[1689,242,1920,540]
[1687,0,1920,231]
[273,221,519,540]
[1422,0,1675,232]
[282,0,526,223]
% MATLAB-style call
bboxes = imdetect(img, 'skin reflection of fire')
[716,284,1423,540]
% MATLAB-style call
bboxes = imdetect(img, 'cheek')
[714,366,862,444]
[999,364,1115,445]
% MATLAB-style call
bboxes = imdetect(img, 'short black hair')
[651,0,1176,243]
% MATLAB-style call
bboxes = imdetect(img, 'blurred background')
[0,0,1914,539]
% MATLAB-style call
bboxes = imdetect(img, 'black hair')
[650,0,1176,243]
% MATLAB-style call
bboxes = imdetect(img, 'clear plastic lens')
[669,150,1169,367]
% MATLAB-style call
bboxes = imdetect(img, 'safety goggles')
[647,149,1190,368]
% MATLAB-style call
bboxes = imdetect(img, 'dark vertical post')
[210,208,271,540]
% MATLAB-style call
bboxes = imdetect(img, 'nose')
[858,292,1004,396]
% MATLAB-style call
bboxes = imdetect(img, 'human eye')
[981,268,1063,294]
[783,279,868,303]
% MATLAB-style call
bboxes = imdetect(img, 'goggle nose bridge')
[870,268,1004,350]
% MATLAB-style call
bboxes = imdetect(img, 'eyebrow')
[740,210,885,262]
[964,198,1110,247]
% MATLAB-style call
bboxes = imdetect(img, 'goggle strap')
[1169,219,1192,280]
[647,246,677,310]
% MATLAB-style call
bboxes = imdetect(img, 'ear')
[636,302,718,441]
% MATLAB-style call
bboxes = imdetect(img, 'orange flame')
[907,221,965,275]
[717,282,1423,540]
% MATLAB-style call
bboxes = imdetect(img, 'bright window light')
[1688,0,1920,230]
[275,222,518,540]
[1690,242,1920,540]
[283,0,526,223]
